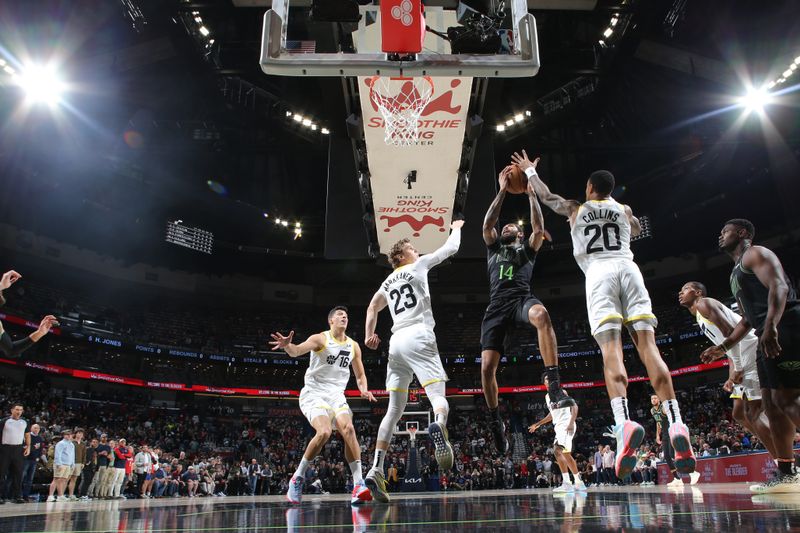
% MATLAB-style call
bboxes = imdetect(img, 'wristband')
[524,167,538,178]
[719,340,730,352]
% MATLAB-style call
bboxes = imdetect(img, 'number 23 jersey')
[570,198,634,274]
[304,331,354,391]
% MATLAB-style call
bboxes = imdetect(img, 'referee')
[0,402,31,504]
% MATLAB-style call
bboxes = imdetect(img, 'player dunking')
[513,151,696,480]
[528,375,586,492]
[678,282,776,461]
[363,220,464,503]
[269,306,377,505]
[481,167,573,454]
[701,219,800,492]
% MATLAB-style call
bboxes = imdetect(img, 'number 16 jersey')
[571,198,633,274]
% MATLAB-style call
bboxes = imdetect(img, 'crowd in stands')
[1,371,788,503]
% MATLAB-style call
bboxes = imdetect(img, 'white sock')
[662,399,683,425]
[349,460,363,483]
[610,396,630,427]
[372,449,386,472]
[574,472,582,482]
[294,457,311,479]
[562,474,572,485]
[435,411,447,425]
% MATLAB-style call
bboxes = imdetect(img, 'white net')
[368,76,434,146]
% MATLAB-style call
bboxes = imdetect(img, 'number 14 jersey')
[571,198,634,274]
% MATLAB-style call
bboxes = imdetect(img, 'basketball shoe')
[365,468,390,503]
[668,422,696,474]
[612,420,645,480]
[490,419,509,454]
[350,480,372,505]
[428,422,454,471]
[286,475,304,504]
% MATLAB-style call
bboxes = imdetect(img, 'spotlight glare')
[198,26,210,36]
[739,87,772,113]
[263,213,269,218]
[16,64,65,105]
[783,69,792,77]
[795,55,800,64]
[517,219,524,226]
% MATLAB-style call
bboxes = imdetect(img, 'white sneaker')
[56,496,69,502]
[46,496,56,502]
[286,475,304,504]
[667,477,684,488]
[552,483,574,493]
[688,472,700,485]
[574,480,587,491]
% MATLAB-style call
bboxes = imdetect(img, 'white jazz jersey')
[378,229,461,333]
[571,199,634,275]
[695,305,758,373]
[303,331,354,393]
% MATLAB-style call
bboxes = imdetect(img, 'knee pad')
[377,391,407,443]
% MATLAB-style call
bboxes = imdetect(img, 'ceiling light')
[285,111,292,117]
[263,213,269,218]
[281,220,288,227]
[199,26,210,37]
[603,28,613,38]
[293,114,303,123]
[295,222,301,228]
[739,87,772,113]
[598,39,605,46]
[783,69,792,77]
[525,110,532,117]
[302,118,312,126]
[274,218,281,224]
[610,16,619,26]
[194,16,202,23]
[311,124,317,131]
[517,219,524,226]
[321,128,330,134]
[16,64,65,105]
[514,113,524,122]
[505,119,514,126]
[496,125,505,132]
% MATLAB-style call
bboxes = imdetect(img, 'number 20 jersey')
[304,331,354,392]
[570,198,634,274]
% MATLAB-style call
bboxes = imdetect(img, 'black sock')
[543,366,562,396]
[777,460,794,477]
[489,407,500,421]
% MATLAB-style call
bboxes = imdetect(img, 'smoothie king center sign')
[359,76,472,254]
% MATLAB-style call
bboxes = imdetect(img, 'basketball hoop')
[367,76,434,146]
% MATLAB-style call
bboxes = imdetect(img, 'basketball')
[505,164,528,194]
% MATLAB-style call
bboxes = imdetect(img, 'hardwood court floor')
[1,483,798,532]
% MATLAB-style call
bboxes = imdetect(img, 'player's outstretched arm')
[526,183,545,252]
[528,412,553,432]
[418,220,464,270]
[269,331,325,357]
[365,290,388,350]
[511,151,579,218]
[483,168,511,245]
[746,246,790,359]
[350,342,377,402]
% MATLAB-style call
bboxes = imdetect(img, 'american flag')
[286,40,316,54]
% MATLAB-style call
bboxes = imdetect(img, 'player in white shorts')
[512,150,696,480]
[269,306,377,505]
[363,219,464,502]
[678,281,776,459]
[528,376,585,493]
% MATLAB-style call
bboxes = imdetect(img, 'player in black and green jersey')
[703,218,799,493]
[480,165,573,454]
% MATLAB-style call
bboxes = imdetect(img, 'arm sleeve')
[416,228,461,272]
[726,347,743,372]
[0,331,35,358]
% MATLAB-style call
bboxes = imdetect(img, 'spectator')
[183,465,199,497]
[88,434,111,498]
[0,402,31,504]
[247,458,260,496]
[111,438,132,499]
[79,438,98,500]
[602,445,616,486]
[47,429,74,502]
[260,462,273,495]
[22,423,44,500]
[134,445,152,497]
[66,428,86,501]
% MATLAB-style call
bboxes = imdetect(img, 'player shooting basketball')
[479,165,574,455]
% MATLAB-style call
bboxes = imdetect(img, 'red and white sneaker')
[350,480,372,505]
[669,422,696,474]
[613,420,645,480]
[286,475,304,504]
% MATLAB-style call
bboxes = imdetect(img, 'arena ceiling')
[0,0,798,281]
